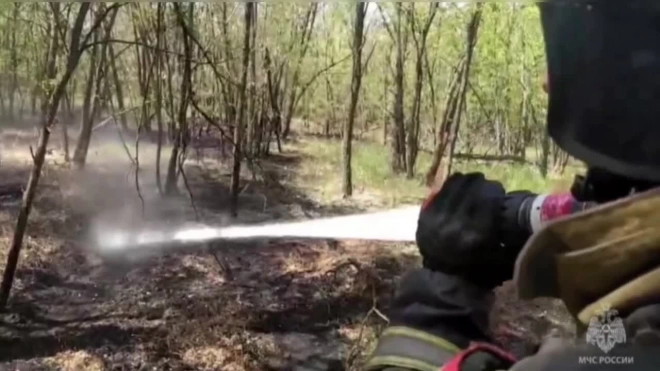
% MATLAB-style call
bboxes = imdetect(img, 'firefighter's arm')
[365,174,532,371]
[365,269,516,371]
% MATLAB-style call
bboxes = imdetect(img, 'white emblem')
[586,304,627,354]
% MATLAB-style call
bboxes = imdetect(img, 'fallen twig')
[212,251,233,281]
[345,277,389,371]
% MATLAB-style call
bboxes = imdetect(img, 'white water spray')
[92,206,421,260]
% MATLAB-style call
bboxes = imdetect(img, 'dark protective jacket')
[364,191,660,371]
[365,269,660,371]
[365,268,509,371]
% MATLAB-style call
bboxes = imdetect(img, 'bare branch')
[377,4,395,41]
[293,53,352,117]
[79,3,125,52]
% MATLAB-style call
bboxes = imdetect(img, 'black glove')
[416,172,515,290]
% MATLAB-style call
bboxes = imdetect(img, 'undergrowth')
[290,137,578,206]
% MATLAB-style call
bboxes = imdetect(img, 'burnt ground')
[0,127,575,371]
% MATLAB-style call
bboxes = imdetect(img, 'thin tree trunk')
[1,3,92,308]
[264,49,282,157]
[382,65,389,145]
[221,3,236,126]
[166,3,195,196]
[406,3,438,179]
[282,4,318,139]
[72,5,118,169]
[8,3,20,120]
[540,129,550,178]
[155,3,164,195]
[229,3,254,217]
[109,44,127,130]
[342,3,367,198]
[246,3,258,157]
[61,92,71,162]
[391,3,407,174]
[444,6,483,178]
[426,5,483,188]
[71,29,99,168]
[323,66,335,138]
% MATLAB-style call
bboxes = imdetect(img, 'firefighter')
[366,2,660,370]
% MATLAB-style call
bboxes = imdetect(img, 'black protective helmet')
[539,1,660,183]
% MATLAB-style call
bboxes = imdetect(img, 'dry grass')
[154,241,408,369]
[44,351,105,371]
[182,347,236,371]
[0,162,69,275]
[287,137,579,209]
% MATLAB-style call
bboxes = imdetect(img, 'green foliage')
[288,4,554,166]
[292,138,574,207]
[0,2,572,184]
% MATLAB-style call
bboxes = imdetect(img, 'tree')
[229,2,254,216]
[72,4,119,168]
[0,3,123,308]
[342,2,367,198]
[281,4,319,139]
[426,4,484,189]
[406,3,439,179]
[378,3,409,174]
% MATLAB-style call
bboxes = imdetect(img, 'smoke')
[44,124,421,265]
[55,125,211,261]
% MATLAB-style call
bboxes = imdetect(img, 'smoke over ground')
[61,125,422,264]
[0,122,227,263]
[3,119,332,265]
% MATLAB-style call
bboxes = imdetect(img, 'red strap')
[442,343,517,371]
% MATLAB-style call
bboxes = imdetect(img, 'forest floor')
[0,125,576,371]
